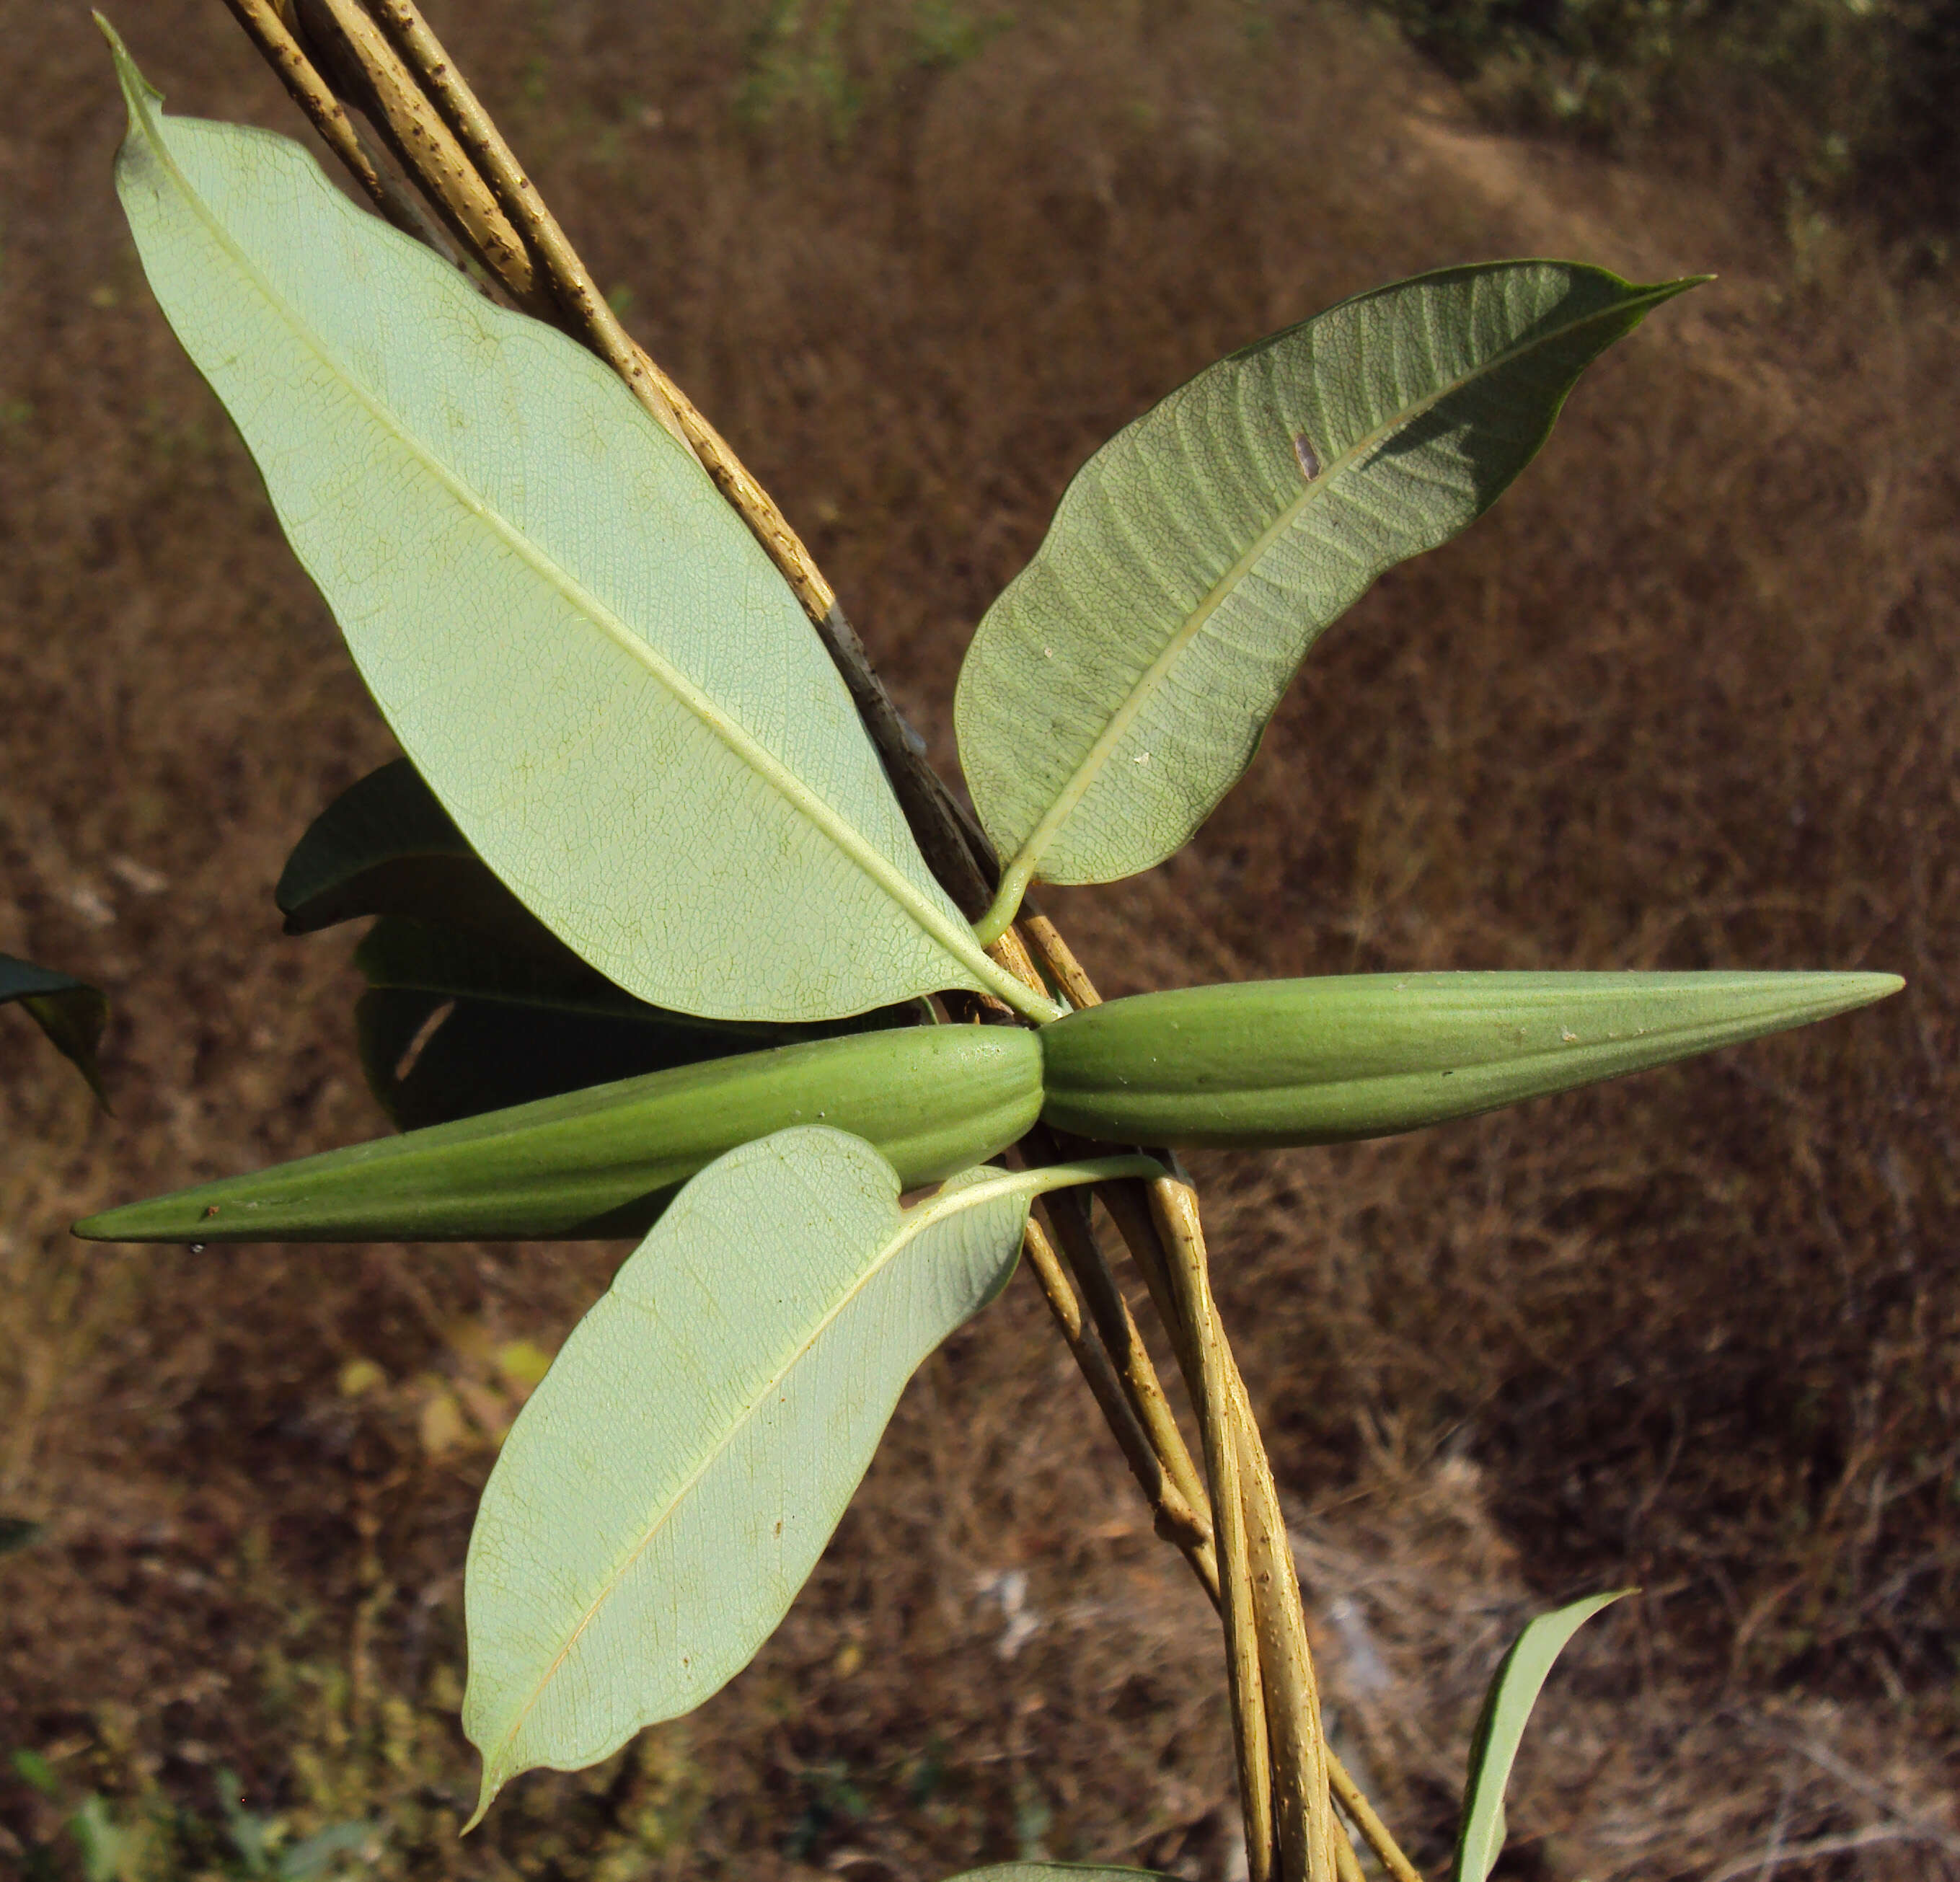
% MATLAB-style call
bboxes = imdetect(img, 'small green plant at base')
[5,1745,379,1881]
[70,8,1901,1878]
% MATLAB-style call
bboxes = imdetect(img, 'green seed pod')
[1038,971,1902,1149]
[76,1024,1043,1244]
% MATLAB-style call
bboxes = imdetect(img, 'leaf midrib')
[999,285,1661,891]
[485,1163,1031,1775]
[128,81,1028,1016]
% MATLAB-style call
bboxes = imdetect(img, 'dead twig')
[1706,1823,1948,1882]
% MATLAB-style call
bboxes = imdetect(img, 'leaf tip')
[460,1762,505,1837]
[1647,271,1716,306]
[97,13,166,143]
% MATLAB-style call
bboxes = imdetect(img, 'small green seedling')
[74,14,1899,1872]
[1452,1593,1629,1882]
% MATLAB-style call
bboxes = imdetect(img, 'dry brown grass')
[1,1,1955,1876]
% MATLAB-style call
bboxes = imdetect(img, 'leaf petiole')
[971,855,1037,949]
[933,1153,1167,1216]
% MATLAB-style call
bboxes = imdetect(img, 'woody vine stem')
[217,5,1421,1878]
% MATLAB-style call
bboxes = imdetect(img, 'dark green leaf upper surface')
[956,262,1700,926]
[277,758,561,957]
[1,952,109,1105]
[353,989,763,1134]
[349,917,919,1134]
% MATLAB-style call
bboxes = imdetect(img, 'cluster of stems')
[214,6,1426,1877]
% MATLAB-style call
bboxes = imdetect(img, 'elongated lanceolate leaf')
[956,263,1701,932]
[1452,1592,1629,1882]
[74,1023,1046,1243]
[461,1128,1037,1821]
[1038,970,1902,1147]
[1,953,109,1105]
[105,33,1050,1025]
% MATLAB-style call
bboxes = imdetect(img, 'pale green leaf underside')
[1452,1591,1629,1882]
[956,262,1699,909]
[462,1128,1033,1821]
[106,37,1027,1024]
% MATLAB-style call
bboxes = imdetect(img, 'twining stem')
[1041,1183,1212,1528]
[359,0,700,459]
[1157,1165,1276,1882]
[1026,1211,1413,1882]
[213,1,385,217]
[1333,1820,1368,1882]
[216,0,469,261]
[1020,908,1101,1012]
[1152,1173,1336,1882]
[1046,1190,1211,1520]
[1020,1215,1219,1593]
[306,0,547,309]
[207,12,1426,1879]
[1105,1192,1426,1882]
[1331,1756,1427,1882]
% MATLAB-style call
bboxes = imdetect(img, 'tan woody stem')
[1020,1215,1219,1596]
[218,0,467,259]
[299,0,548,310]
[1149,1174,1336,1882]
[1156,1169,1277,1882]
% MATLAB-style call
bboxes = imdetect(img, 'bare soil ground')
[1,3,1956,1878]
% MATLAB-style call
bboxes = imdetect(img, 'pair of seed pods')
[77,968,1896,1245]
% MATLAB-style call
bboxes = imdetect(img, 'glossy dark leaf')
[0,1516,44,1560]
[351,917,922,1131]
[1,952,109,1106]
[354,989,772,1132]
[278,759,563,958]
